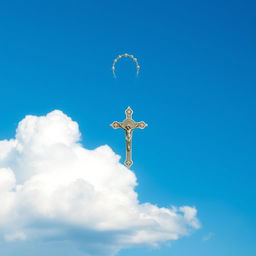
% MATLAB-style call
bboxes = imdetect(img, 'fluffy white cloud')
[0,110,199,255]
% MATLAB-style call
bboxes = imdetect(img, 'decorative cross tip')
[110,121,121,129]
[125,160,133,168]
[136,121,148,129]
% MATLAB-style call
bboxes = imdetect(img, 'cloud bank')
[0,110,199,255]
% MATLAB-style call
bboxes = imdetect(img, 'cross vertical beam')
[110,107,147,168]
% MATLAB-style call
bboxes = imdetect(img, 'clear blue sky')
[0,0,256,255]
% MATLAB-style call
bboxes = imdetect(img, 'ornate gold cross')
[110,107,148,168]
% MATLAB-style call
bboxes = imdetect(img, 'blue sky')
[0,0,256,255]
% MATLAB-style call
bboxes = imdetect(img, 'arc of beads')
[112,53,140,78]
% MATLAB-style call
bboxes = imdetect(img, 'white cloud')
[202,232,214,241]
[4,231,27,242]
[0,110,200,255]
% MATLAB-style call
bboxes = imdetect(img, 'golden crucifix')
[110,107,148,168]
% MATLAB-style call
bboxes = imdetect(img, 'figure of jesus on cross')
[110,107,147,168]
